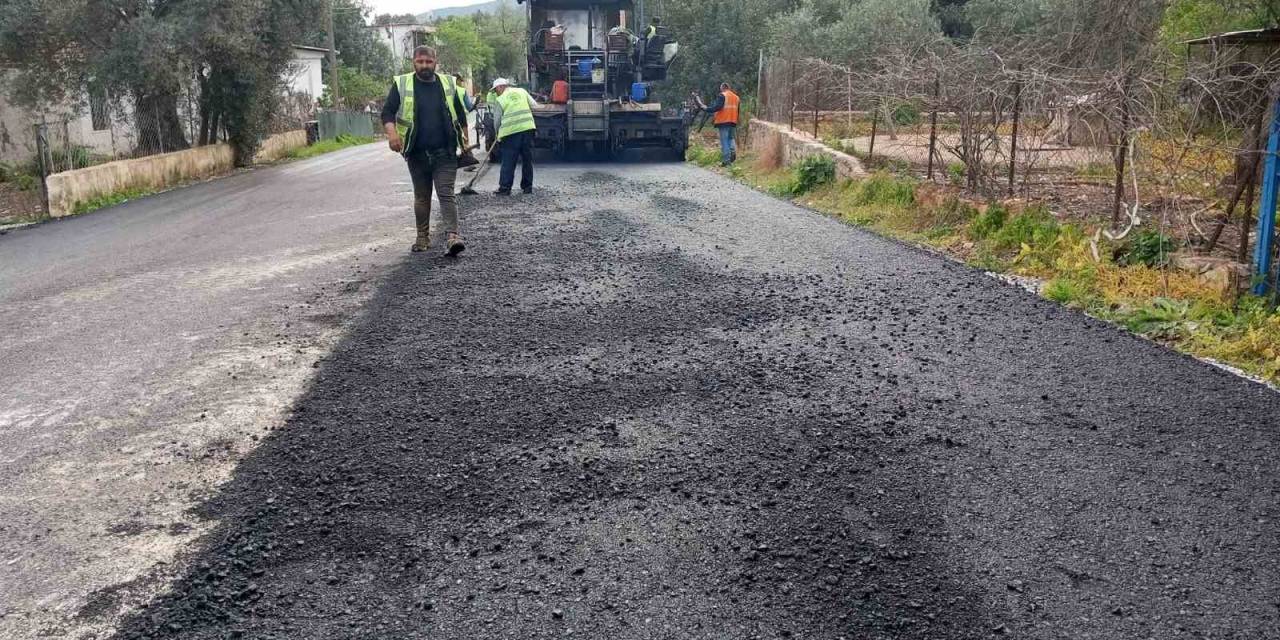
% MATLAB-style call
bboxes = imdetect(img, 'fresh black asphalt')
[18,159,1280,639]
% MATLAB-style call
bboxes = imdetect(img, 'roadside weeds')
[689,132,1280,387]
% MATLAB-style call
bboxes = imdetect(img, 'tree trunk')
[134,91,190,154]
[1238,170,1258,264]
[1111,103,1131,228]
[1205,103,1269,253]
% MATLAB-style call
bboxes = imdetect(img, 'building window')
[89,86,110,131]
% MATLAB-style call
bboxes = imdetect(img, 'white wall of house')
[368,24,436,61]
[0,71,138,164]
[286,47,327,100]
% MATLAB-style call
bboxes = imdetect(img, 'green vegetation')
[687,145,722,168]
[322,67,393,110]
[72,187,156,215]
[434,17,495,80]
[287,134,375,160]
[0,162,39,192]
[1118,230,1177,268]
[688,134,1280,385]
[891,101,922,126]
[763,155,837,198]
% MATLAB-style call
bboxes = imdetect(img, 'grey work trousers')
[406,151,459,239]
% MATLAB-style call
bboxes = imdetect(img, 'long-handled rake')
[459,141,497,196]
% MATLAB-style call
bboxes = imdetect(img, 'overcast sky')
[368,0,491,16]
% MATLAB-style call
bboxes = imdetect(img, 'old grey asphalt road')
[5,147,1280,640]
[0,143,431,638]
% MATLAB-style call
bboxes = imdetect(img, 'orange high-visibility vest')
[714,90,740,126]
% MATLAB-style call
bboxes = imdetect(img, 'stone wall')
[44,131,307,218]
[252,130,308,163]
[747,119,866,179]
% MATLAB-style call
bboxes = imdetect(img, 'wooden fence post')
[1009,68,1023,196]
[928,74,940,180]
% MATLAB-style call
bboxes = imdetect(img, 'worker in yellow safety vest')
[381,45,470,255]
[490,78,539,195]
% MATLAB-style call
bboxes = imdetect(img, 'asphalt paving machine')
[516,0,689,159]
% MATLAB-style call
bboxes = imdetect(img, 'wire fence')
[757,47,1280,265]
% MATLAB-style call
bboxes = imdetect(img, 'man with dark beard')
[381,46,469,255]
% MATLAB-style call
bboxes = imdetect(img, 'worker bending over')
[490,78,539,196]
[381,46,469,255]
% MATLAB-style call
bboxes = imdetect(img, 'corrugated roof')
[1184,27,1280,47]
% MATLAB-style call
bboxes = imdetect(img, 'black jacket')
[381,75,467,156]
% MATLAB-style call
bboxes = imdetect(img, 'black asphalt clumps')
[114,168,1280,639]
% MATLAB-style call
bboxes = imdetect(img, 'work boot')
[521,187,534,195]
[494,189,512,196]
[410,229,431,253]
[446,233,466,257]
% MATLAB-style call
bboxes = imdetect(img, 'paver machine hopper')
[517,0,689,159]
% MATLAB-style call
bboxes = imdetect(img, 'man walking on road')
[490,78,538,196]
[381,46,469,255]
[697,82,741,166]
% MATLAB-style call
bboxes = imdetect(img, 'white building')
[0,45,330,165]
[0,68,138,164]
[285,45,330,100]
[368,23,436,61]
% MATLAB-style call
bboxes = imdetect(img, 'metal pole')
[62,119,71,171]
[33,123,50,215]
[812,73,819,139]
[927,74,940,180]
[156,110,164,154]
[1009,69,1022,196]
[869,105,878,157]
[789,59,796,131]
[1252,97,1280,296]
[757,50,765,106]
[846,70,853,129]
[325,0,342,108]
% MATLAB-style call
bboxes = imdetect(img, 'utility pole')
[325,0,342,108]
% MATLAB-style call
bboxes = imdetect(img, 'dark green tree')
[374,13,418,25]
[305,0,397,78]
[0,0,325,162]
[662,0,798,101]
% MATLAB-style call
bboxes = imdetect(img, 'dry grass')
[754,132,784,172]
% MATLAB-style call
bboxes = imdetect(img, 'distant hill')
[418,0,520,21]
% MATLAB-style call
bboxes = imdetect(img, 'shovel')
[459,141,499,196]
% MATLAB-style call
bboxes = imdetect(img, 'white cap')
[491,78,511,90]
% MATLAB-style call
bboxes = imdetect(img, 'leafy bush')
[946,162,966,186]
[969,204,1008,240]
[792,155,836,195]
[891,101,921,126]
[0,161,13,183]
[1118,229,1176,267]
[14,174,37,191]
[989,206,1060,253]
